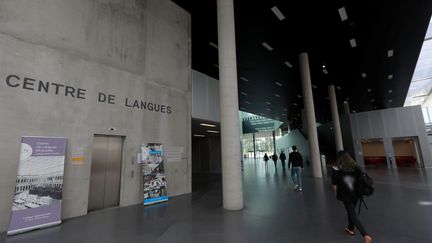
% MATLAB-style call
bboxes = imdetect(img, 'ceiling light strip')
[271,6,285,21]
[262,42,274,51]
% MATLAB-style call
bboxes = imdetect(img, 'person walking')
[272,153,278,170]
[331,151,373,243]
[288,145,303,192]
[279,151,287,170]
[263,153,269,168]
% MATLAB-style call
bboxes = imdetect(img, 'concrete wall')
[349,106,432,168]
[192,70,220,122]
[0,0,191,232]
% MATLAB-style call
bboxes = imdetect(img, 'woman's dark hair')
[336,150,357,172]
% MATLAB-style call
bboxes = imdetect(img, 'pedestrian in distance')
[263,153,269,168]
[331,151,373,243]
[272,153,278,170]
[288,145,303,192]
[279,151,287,170]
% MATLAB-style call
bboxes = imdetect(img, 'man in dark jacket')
[279,151,287,170]
[288,145,303,192]
[272,153,278,170]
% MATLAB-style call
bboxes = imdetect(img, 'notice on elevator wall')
[141,143,168,205]
[8,136,67,235]
[164,146,184,162]
[71,146,85,165]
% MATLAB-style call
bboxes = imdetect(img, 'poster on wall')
[141,143,168,205]
[8,136,67,235]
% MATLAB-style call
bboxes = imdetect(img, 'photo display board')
[141,143,168,205]
[8,136,67,235]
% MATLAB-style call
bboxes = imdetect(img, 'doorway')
[88,135,124,212]
[392,137,423,167]
[361,138,387,167]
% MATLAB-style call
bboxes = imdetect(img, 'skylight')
[405,16,432,107]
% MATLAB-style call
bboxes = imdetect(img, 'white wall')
[0,0,191,232]
[350,106,432,168]
[192,70,220,122]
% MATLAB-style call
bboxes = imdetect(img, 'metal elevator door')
[88,135,123,212]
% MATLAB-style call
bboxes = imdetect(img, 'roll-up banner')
[141,143,168,205]
[8,136,67,235]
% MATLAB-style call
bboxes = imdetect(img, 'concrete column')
[217,0,243,210]
[343,101,350,115]
[328,85,344,152]
[299,53,323,178]
[272,130,276,154]
[253,133,256,159]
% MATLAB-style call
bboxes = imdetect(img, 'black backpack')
[356,168,374,214]
[357,168,374,196]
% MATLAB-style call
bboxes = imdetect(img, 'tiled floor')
[3,159,432,243]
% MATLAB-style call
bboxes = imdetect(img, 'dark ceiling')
[172,0,432,128]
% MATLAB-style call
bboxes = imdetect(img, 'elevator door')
[88,135,123,212]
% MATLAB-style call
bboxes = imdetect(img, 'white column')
[328,85,344,152]
[299,53,322,178]
[343,101,350,115]
[217,0,243,210]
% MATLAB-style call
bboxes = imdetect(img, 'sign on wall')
[141,143,168,205]
[8,136,67,235]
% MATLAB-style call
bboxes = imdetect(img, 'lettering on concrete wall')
[4,74,173,114]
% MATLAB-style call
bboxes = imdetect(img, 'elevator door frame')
[88,134,124,212]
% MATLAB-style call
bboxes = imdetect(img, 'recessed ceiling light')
[209,42,218,49]
[322,65,326,68]
[262,42,273,51]
[193,134,205,137]
[338,7,348,21]
[361,73,367,78]
[371,98,375,102]
[206,130,220,133]
[245,101,251,104]
[336,86,342,90]
[293,103,298,106]
[284,61,293,68]
[389,99,393,103]
[388,49,394,57]
[323,68,329,74]
[241,91,247,96]
[312,84,318,89]
[349,38,357,48]
[271,6,285,21]
[200,123,216,128]
[240,107,245,110]
[367,88,372,92]
[388,89,393,93]
[240,76,248,82]
[275,82,283,86]
[297,94,302,98]
[284,108,288,111]
[275,94,280,97]
[266,101,271,105]
[388,74,393,79]
[266,108,271,111]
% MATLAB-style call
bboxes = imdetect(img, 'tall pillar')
[299,53,323,178]
[253,133,256,159]
[328,85,344,152]
[217,0,243,210]
[343,101,350,115]
[272,130,276,154]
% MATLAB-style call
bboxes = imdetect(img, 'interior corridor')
[4,159,432,243]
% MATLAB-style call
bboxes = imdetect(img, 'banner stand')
[141,143,169,205]
[7,136,67,235]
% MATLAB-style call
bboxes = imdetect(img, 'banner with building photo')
[141,143,168,205]
[8,136,67,235]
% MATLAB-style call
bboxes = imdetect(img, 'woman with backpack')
[331,151,373,243]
